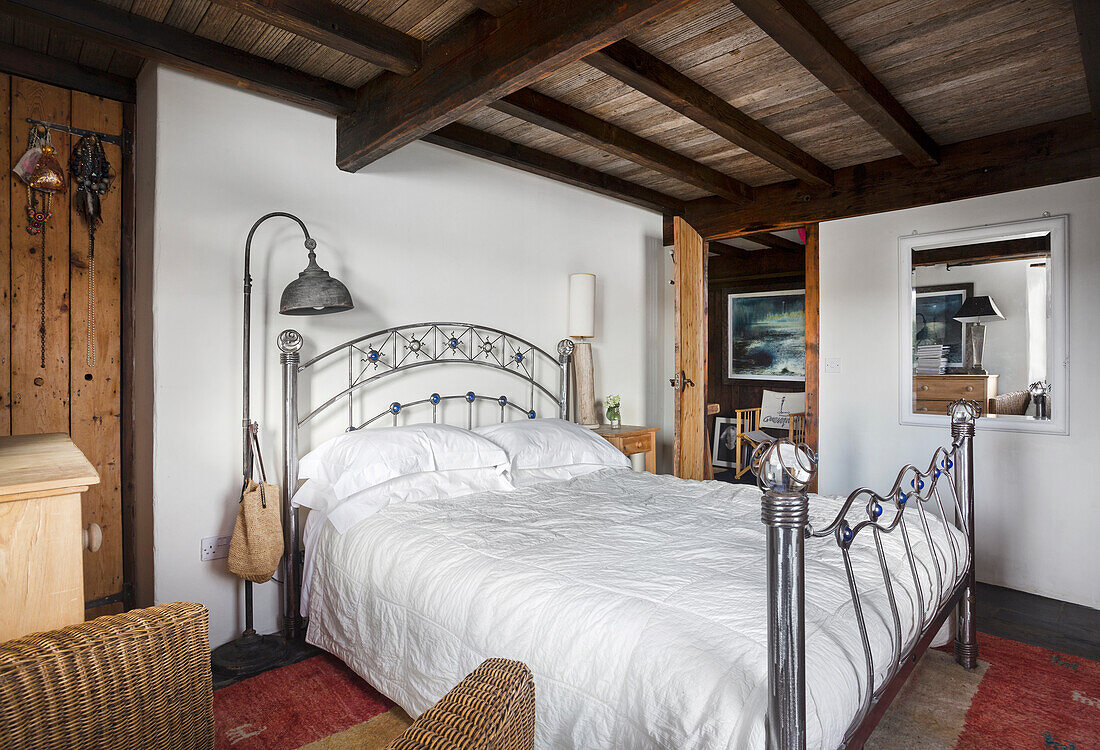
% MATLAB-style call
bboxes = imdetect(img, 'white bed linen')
[305,469,965,750]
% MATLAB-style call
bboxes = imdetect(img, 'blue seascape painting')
[727,291,805,380]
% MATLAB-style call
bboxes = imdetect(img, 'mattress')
[304,468,966,749]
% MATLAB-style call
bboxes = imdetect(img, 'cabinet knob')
[965,385,974,392]
[83,522,103,553]
[919,385,928,391]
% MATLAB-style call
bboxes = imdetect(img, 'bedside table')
[594,425,659,473]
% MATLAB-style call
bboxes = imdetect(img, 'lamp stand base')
[211,629,290,680]
[573,341,599,428]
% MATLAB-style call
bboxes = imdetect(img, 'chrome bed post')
[279,329,304,640]
[757,440,817,750]
[951,401,979,668]
[557,339,574,421]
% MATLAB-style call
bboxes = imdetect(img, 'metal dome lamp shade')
[212,212,353,683]
[279,243,354,315]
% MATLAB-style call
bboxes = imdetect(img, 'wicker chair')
[385,658,535,750]
[0,602,214,750]
[989,389,1031,416]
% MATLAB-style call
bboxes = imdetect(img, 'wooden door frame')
[804,224,819,490]
[681,221,820,485]
[119,101,137,610]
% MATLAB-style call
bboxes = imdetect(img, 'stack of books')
[915,344,947,374]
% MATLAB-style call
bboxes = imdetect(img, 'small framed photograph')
[712,416,739,468]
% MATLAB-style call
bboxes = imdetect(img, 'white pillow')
[760,390,806,431]
[298,423,510,501]
[296,467,514,533]
[475,418,630,486]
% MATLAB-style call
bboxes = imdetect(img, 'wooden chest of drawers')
[913,375,998,416]
[0,434,99,641]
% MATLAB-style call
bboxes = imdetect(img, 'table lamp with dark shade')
[212,212,353,681]
[954,295,1004,375]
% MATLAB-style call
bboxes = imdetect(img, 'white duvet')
[305,468,965,750]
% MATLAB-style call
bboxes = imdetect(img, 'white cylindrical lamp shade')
[568,273,595,338]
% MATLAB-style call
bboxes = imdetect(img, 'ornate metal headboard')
[275,322,575,637]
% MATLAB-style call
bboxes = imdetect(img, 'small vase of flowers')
[605,394,621,428]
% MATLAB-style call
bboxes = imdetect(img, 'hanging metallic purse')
[228,426,284,584]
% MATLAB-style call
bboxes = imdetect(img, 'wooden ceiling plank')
[1071,0,1099,119]
[0,0,356,113]
[468,0,517,18]
[680,114,1100,239]
[423,122,686,214]
[207,0,423,74]
[729,0,940,167]
[335,0,696,171]
[743,231,802,251]
[586,40,834,187]
[0,39,135,100]
[492,87,753,203]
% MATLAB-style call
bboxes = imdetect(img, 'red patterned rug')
[213,633,1100,749]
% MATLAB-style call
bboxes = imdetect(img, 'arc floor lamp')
[211,212,353,679]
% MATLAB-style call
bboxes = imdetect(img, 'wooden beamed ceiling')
[2,0,1094,239]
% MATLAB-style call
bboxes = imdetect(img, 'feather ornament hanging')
[70,134,113,368]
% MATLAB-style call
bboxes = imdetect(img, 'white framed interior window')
[898,215,1068,434]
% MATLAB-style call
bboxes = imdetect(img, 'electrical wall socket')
[825,357,842,374]
[201,535,231,561]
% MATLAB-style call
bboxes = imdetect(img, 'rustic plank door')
[673,217,709,479]
[4,75,125,616]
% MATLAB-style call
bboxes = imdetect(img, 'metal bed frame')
[276,322,979,750]
[276,322,574,639]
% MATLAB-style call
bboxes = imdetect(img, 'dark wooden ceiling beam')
[0,0,355,114]
[912,236,1051,267]
[335,0,695,171]
[207,0,422,75]
[729,0,939,167]
[423,123,685,214]
[678,114,1100,240]
[492,88,753,203]
[0,39,135,101]
[469,0,519,17]
[1071,0,1100,119]
[743,231,803,251]
[586,40,833,187]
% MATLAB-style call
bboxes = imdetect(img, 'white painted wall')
[137,66,668,647]
[819,177,1100,609]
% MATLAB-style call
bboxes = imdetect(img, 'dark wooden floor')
[976,582,1100,661]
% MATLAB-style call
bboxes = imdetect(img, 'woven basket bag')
[228,426,283,583]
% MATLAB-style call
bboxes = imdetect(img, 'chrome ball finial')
[557,339,575,357]
[277,329,304,353]
[948,399,982,424]
[753,439,817,494]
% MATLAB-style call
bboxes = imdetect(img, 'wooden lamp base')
[573,341,598,428]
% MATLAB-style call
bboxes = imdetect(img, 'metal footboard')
[759,399,980,750]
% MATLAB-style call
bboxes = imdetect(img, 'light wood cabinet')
[0,433,99,641]
[913,375,998,416]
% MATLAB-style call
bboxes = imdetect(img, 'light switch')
[825,357,842,374]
